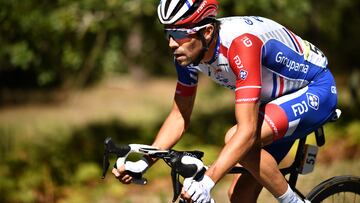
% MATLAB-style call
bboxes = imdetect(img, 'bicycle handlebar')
[102,137,207,202]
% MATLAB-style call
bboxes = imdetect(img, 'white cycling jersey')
[175,16,328,103]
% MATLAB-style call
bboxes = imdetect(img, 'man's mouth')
[174,53,184,59]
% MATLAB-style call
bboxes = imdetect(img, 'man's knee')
[228,174,263,203]
[225,122,274,147]
[227,186,234,200]
[225,125,237,143]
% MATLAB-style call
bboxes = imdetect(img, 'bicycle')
[101,109,360,203]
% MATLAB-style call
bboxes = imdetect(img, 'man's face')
[169,36,202,66]
[164,25,207,66]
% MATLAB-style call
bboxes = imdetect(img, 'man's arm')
[205,102,259,183]
[144,92,196,165]
[112,88,197,183]
[151,61,198,151]
[204,33,264,183]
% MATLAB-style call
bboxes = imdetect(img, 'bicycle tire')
[306,175,360,203]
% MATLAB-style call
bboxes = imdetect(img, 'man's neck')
[201,34,218,64]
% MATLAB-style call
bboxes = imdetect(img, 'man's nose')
[168,37,179,49]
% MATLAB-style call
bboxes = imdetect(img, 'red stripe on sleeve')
[176,82,197,96]
[235,87,261,103]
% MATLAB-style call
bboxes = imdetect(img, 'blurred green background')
[0,0,359,202]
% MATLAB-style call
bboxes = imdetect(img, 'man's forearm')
[147,94,196,164]
[152,110,186,150]
[205,129,256,183]
[152,94,195,150]
[142,109,188,165]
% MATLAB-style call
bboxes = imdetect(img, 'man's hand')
[181,175,215,203]
[112,158,149,184]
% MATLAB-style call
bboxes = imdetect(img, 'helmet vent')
[180,0,201,22]
[167,0,188,20]
[157,0,218,26]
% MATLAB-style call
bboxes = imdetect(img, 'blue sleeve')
[175,61,199,86]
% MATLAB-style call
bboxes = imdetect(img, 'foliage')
[0,118,151,202]
[0,0,168,89]
[1,0,359,90]
[1,0,360,202]
[1,109,358,202]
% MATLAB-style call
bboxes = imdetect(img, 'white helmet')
[157,0,218,26]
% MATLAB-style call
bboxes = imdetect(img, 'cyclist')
[112,0,338,202]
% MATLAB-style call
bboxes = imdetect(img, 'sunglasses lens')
[165,30,189,40]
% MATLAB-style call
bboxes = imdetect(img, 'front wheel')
[306,175,360,203]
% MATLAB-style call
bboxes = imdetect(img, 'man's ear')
[204,25,215,42]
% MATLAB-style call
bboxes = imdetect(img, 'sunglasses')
[164,24,209,41]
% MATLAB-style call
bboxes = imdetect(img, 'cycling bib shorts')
[262,70,337,162]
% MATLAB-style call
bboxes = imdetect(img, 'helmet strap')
[192,26,216,66]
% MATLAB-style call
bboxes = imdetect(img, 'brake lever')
[171,168,181,202]
[102,138,156,184]
[102,137,130,179]
[102,151,110,179]
[166,150,206,202]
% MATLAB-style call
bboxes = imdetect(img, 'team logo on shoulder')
[239,70,248,80]
[241,36,252,47]
[306,93,319,110]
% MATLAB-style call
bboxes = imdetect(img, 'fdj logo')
[233,55,244,69]
[291,101,308,117]
[306,93,320,110]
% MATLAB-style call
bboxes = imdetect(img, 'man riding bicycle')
[112,0,338,202]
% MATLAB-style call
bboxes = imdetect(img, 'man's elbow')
[183,118,191,132]
[171,110,190,133]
